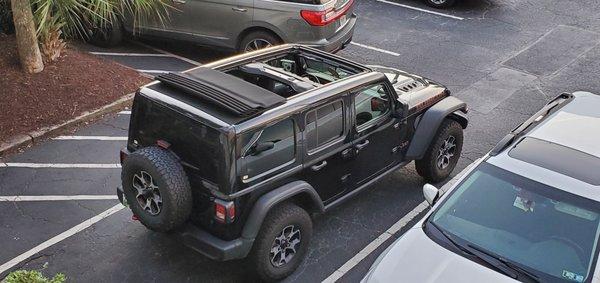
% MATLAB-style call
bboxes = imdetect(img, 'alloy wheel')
[132,171,162,215]
[244,39,273,52]
[270,225,301,267]
[437,135,456,170]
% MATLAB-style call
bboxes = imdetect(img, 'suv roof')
[486,91,600,200]
[140,45,373,126]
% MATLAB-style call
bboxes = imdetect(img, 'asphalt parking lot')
[2,0,600,281]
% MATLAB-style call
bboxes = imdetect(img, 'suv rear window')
[239,119,296,179]
[305,100,344,151]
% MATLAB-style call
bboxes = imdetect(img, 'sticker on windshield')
[562,270,584,282]
[513,195,535,212]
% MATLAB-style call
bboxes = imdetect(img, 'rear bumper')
[305,13,357,53]
[116,186,253,261]
[177,223,254,261]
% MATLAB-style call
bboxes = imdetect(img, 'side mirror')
[252,141,274,155]
[423,184,440,206]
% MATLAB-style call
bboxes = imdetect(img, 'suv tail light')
[214,199,235,224]
[301,0,353,26]
[119,149,129,164]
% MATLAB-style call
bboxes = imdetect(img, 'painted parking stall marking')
[322,201,430,283]
[53,136,128,141]
[375,0,465,20]
[350,42,400,56]
[0,195,118,202]
[0,163,121,169]
[119,110,131,115]
[0,204,124,276]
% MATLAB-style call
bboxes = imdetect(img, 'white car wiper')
[428,221,539,283]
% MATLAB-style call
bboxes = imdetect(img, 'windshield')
[428,163,600,283]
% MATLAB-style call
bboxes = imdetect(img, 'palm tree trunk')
[11,0,44,73]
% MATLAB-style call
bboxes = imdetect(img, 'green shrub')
[2,270,66,283]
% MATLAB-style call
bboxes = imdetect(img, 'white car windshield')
[429,163,600,283]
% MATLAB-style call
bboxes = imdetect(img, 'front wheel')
[249,203,312,282]
[415,119,463,183]
[424,0,456,8]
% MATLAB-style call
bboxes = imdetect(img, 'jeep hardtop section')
[119,45,468,263]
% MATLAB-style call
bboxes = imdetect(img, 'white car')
[363,91,600,283]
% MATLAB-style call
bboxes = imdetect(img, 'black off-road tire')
[239,30,281,53]
[424,0,456,8]
[250,203,312,282]
[89,20,123,47]
[122,147,192,232]
[415,119,463,183]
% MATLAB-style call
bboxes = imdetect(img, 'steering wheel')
[306,73,321,84]
[549,236,587,263]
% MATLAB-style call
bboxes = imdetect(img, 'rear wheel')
[239,30,281,53]
[250,203,312,282]
[424,0,456,8]
[121,147,192,232]
[415,119,463,183]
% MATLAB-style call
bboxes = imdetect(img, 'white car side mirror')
[423,184,440,206]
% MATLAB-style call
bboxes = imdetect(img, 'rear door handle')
[232,7,247,12]
[311,160,327,171]
[355,139,370,151]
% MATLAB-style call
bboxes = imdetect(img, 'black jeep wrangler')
[117,45,468,281]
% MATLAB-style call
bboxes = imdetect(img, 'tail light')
[214,199,235,224]
[301,0,353,26]
[119,149,129,164]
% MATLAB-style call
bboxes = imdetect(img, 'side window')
[240,119,296,178]
[305,100,344,152]
[354,83,391,128]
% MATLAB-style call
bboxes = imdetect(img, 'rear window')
[509,137,600,185]
[305,100,344,152]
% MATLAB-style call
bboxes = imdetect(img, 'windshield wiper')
[428,221,539,282]
[467,243,540,283]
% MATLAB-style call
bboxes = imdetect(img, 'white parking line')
[53,136,127,141]
[349,42,400,57]
[130,41,203,66]
[118,110,131,115]
[0,204,124,275]
[0,163,121,169]
[376,0,465,20]
[322,201,429,283]
[89,52,173,57]
[136,69,172,74]
[0,195,118,202]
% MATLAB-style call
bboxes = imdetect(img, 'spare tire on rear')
[122,147,192,232]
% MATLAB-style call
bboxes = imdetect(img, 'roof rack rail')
[489,92,574,156]
[156,69,285,117]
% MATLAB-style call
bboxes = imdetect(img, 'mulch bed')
[0,33,149,142]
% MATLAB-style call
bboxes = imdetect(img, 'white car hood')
[364,227,517,283]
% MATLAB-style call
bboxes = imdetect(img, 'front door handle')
[355,139,370,151]
[232,7,247,12]
[311,160,327,171]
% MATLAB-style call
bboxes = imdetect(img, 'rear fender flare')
[405,96,467,160]
[241,181,324,241]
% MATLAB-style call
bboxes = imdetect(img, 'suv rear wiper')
[428,221,539,282]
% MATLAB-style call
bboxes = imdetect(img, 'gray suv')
[92,0,356,53]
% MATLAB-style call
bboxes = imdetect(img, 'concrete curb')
[0,93,134,157]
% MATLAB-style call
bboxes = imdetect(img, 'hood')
[363,228,517,283]
[368,65,448,114]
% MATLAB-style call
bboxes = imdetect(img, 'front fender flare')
[405,96,467,160]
